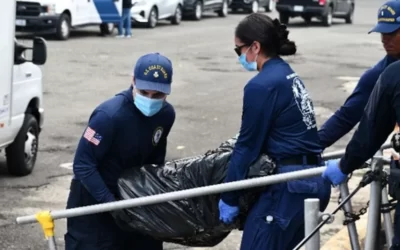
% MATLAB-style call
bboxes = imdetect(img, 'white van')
[2,0,47,176]
[15,0,122,40]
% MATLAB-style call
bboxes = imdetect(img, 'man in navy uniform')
[318,0,400,149]
[318,1,400,248]
[323,60,400,249]
[64,53,176,250]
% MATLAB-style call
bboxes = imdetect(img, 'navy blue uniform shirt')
[73,86,175,203]
[221,57,322,205]
[318,55,397,148]
[340,60,400,174]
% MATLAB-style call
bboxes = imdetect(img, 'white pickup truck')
[1,0,47,176]
[15,0,122,40]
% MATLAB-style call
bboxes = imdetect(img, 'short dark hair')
[235,13,296,57]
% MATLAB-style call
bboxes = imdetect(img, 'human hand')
[218,199,240,224]
[322,159,348,185]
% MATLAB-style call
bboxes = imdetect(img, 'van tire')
[100,23,115,35]
[5,114,39,176]
[56,13,71,40]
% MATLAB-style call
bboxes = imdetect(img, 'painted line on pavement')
[59,162,73,170]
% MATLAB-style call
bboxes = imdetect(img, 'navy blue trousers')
[391,203,400,249]
[64,180,163,250]
[239,164,332,250]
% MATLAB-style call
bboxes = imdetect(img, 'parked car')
[131,0,184,28]
[182,0,230,20]
[15,0,119,40]
[229,0,276,13]
[275,0,354,26]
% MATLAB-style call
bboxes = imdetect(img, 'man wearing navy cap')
[318,0,400,150]
[370,1,400,35]
[64,53,175,250]
[321,1,400,248]
[323,62,400,250]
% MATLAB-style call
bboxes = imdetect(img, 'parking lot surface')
[0,1,389,249]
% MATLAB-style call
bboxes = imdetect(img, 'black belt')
[278,154,321,166]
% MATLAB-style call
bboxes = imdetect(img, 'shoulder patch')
[83,126,102,146]
[292,77,317,130]
[152,126,164,146]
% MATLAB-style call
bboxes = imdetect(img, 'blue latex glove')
[218,199,240,224]
[322,159,348,185]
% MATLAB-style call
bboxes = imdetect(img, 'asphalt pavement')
[0,1,390,249]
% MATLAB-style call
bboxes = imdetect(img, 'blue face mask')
[134,92,164,117]
[238,46,258,71]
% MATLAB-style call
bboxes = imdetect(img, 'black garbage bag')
[111,137,276,247]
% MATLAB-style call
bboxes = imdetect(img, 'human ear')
[252,41,261,54]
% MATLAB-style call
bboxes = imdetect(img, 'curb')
[321,213,368,250]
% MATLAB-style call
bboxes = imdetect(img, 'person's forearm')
[339,153,364,174]
[339,121,390,175]
[319,97,368,148]
[220,84,273,206]
[221,146,255,206]
[145,140,167,165]
[74,165,116,203]
[339,74,396,174]
[319,74,375,148]
[319,112,358,148]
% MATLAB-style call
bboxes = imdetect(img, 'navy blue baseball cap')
[369,0,400,34]
[134,53,173,95]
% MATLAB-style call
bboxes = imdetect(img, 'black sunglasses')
[234,44,249,56]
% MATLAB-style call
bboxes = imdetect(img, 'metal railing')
[297,145,395,250]
[15,143,394,250]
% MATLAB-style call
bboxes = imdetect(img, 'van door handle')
[25,72,32,77]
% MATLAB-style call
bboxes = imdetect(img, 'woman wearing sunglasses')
[218,13,331,250]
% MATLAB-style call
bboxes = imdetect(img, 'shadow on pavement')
[0,157,13,177]
[287,20,348,28]
[16,30,105,41]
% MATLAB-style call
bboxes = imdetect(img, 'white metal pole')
[339,182,360,250]
[16,166,326,224]
[47,236,57,250]
[364,150,383,250]
[381,186,394,248]
[304,198,320,250]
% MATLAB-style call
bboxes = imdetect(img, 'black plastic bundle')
[112,137,276,247]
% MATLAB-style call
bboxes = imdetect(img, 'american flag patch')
[83,127,102,146]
